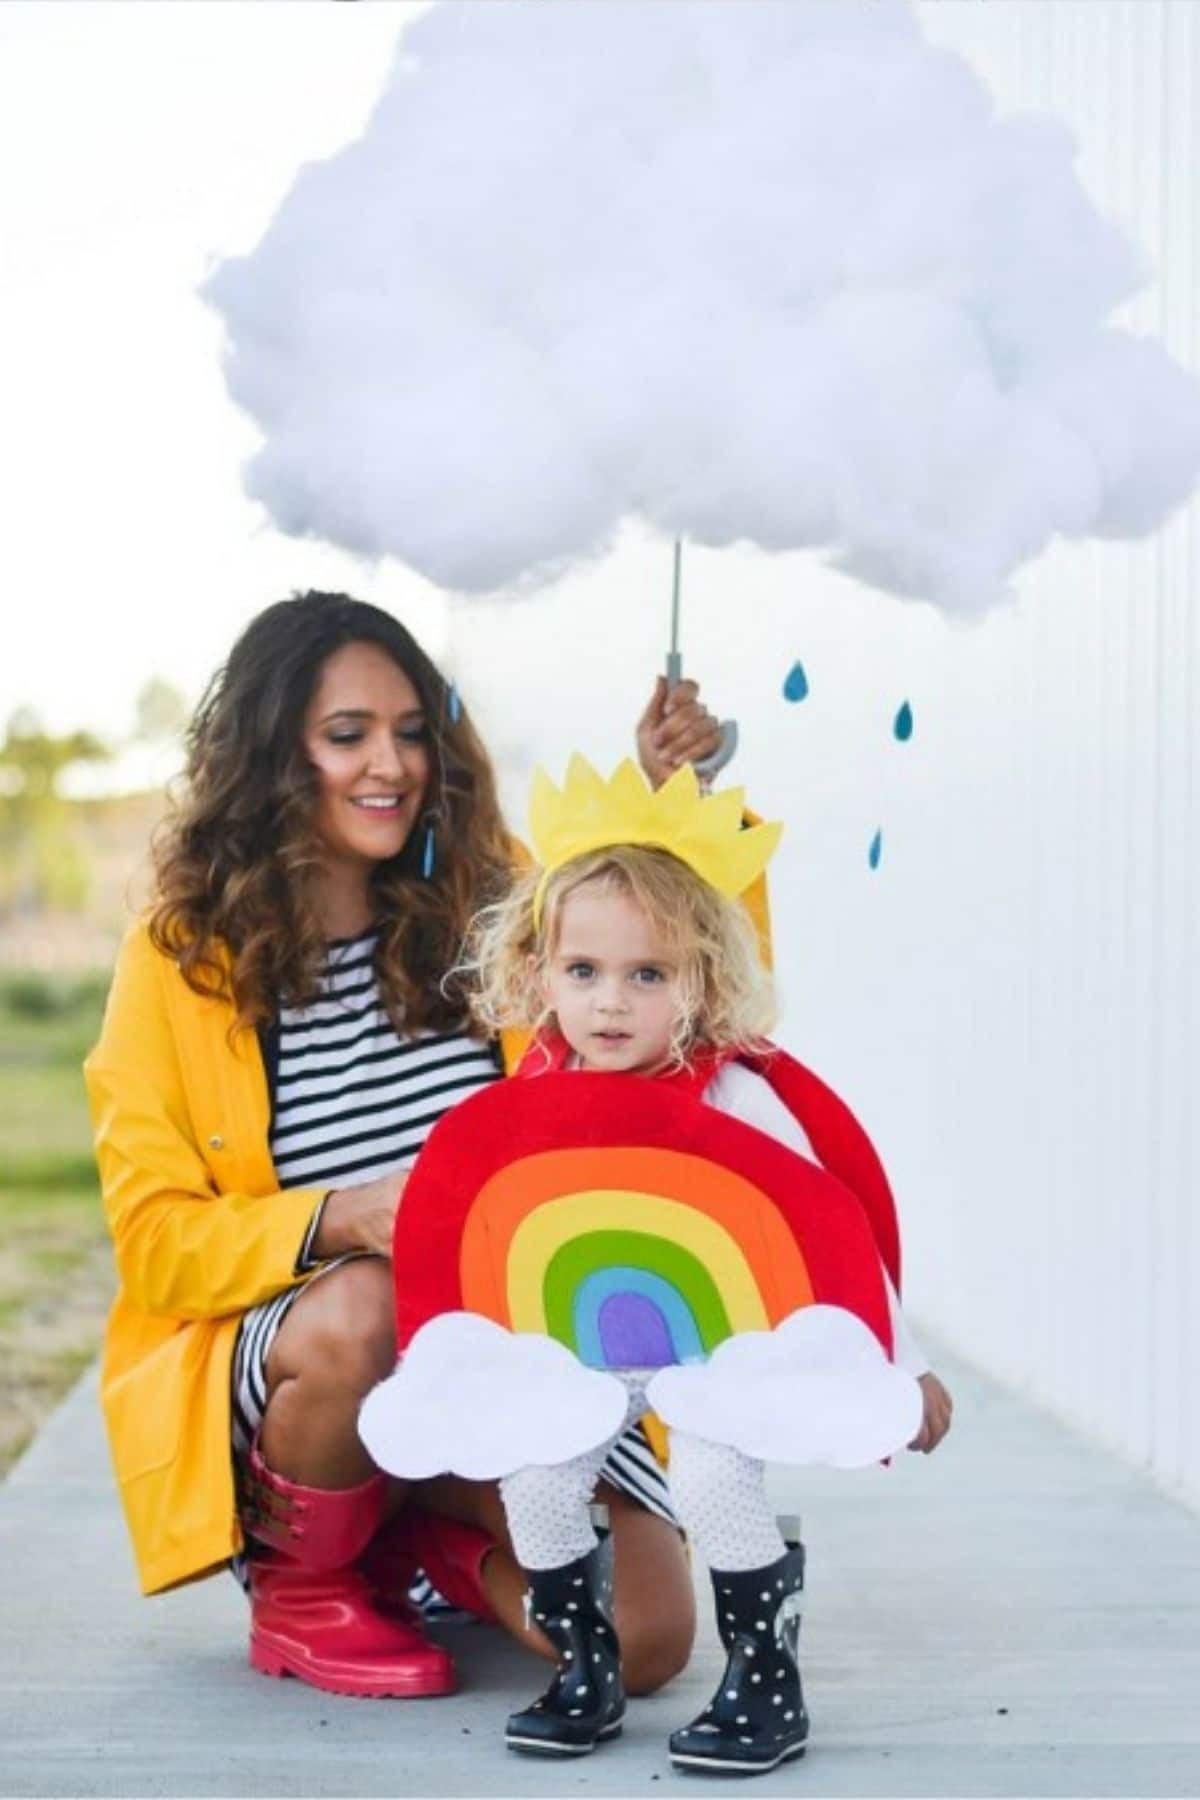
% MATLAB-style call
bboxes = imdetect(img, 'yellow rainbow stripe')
[506,1190,770,1336]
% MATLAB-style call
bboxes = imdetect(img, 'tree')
[0,711,112,915]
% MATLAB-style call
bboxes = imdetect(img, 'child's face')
[543,880,684,1074]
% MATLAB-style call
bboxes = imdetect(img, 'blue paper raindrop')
[893,700,913,742]
[868,829,883,871]
[783,661,809,703]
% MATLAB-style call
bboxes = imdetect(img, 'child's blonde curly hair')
[464,843,776,1067]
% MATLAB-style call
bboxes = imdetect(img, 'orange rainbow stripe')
[459,1145,814,1336]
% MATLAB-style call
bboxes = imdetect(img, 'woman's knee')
[606,1498,696,1694]
[412,1474,510,1544]
[620,1603,694,1695]
[267,1257,396,1397]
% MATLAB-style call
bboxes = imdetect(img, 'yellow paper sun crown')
[529,754,782,924]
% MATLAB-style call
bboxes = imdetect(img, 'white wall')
[450,1,1200,1507]
[905,0,1200,1510]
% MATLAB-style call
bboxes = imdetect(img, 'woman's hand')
[908,1370,954,1454]
[312,1170,409,1260]
[636,676,723,789]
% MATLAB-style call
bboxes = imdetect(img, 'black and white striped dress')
[231,927,674,1528]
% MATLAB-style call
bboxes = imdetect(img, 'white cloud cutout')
[207,1,1200,613]
[646,1305,923,1468]
[358,1312,629,1481]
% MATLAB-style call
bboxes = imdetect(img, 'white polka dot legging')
[500,1375,786,1573]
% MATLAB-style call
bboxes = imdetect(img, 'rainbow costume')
[359,757,923,1773]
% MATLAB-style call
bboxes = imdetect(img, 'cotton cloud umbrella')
[205,0,1200,617]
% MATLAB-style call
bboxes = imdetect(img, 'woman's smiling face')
[304,639,431,870]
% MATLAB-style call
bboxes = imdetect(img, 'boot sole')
[506,1718,624,1756]
[670,1740,807,1776]
[249,1636,457,1699]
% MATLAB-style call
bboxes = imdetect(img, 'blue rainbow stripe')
[572,1266,705,1368]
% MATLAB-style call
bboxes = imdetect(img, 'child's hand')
[908,1371,953,1454]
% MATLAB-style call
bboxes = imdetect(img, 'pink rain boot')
[358,1504,501,1624]
[241,1441,456,1699]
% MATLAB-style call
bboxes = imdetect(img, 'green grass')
[0,976,105,1160]
[4,1152,101,1191]
[0,972,114,1476]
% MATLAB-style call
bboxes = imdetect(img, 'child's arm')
[883,1265,953,1453]
[882,1272,954,1453]
[909,1373,953,1454]
[704,1061,953,1451]
[884,1270,929,1377]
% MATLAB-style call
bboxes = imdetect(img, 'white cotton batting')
[207,2,1200,611]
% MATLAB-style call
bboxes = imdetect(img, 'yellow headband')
[529,754,782,927]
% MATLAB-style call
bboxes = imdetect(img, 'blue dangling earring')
[421,815,437,879]
[447,682,462,725]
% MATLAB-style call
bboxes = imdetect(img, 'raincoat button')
[208,1134,224,1150]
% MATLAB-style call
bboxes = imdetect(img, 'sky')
[0,2,444,746]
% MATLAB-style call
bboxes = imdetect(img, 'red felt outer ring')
[391,1069,896,1358]
[515,1038,902,1293]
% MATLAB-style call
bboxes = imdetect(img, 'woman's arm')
[635,675,772,965]
[85,926,333,1320]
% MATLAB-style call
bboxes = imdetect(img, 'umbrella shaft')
[668,538,683,681]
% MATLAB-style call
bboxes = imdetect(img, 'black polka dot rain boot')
[669,1543,808,1775]
[505,1545,625,1757]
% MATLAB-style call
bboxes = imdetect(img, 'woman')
[85,590,723,1700]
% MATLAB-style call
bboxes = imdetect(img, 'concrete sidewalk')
[2,1345,1198,1799]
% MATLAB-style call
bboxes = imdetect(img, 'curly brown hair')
[150,591,513,1034]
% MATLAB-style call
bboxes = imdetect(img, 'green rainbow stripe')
[542,1230,731,1363]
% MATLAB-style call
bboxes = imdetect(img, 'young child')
[457,763,952,1774]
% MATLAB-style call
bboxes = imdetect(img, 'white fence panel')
[891,0,1200,1501]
